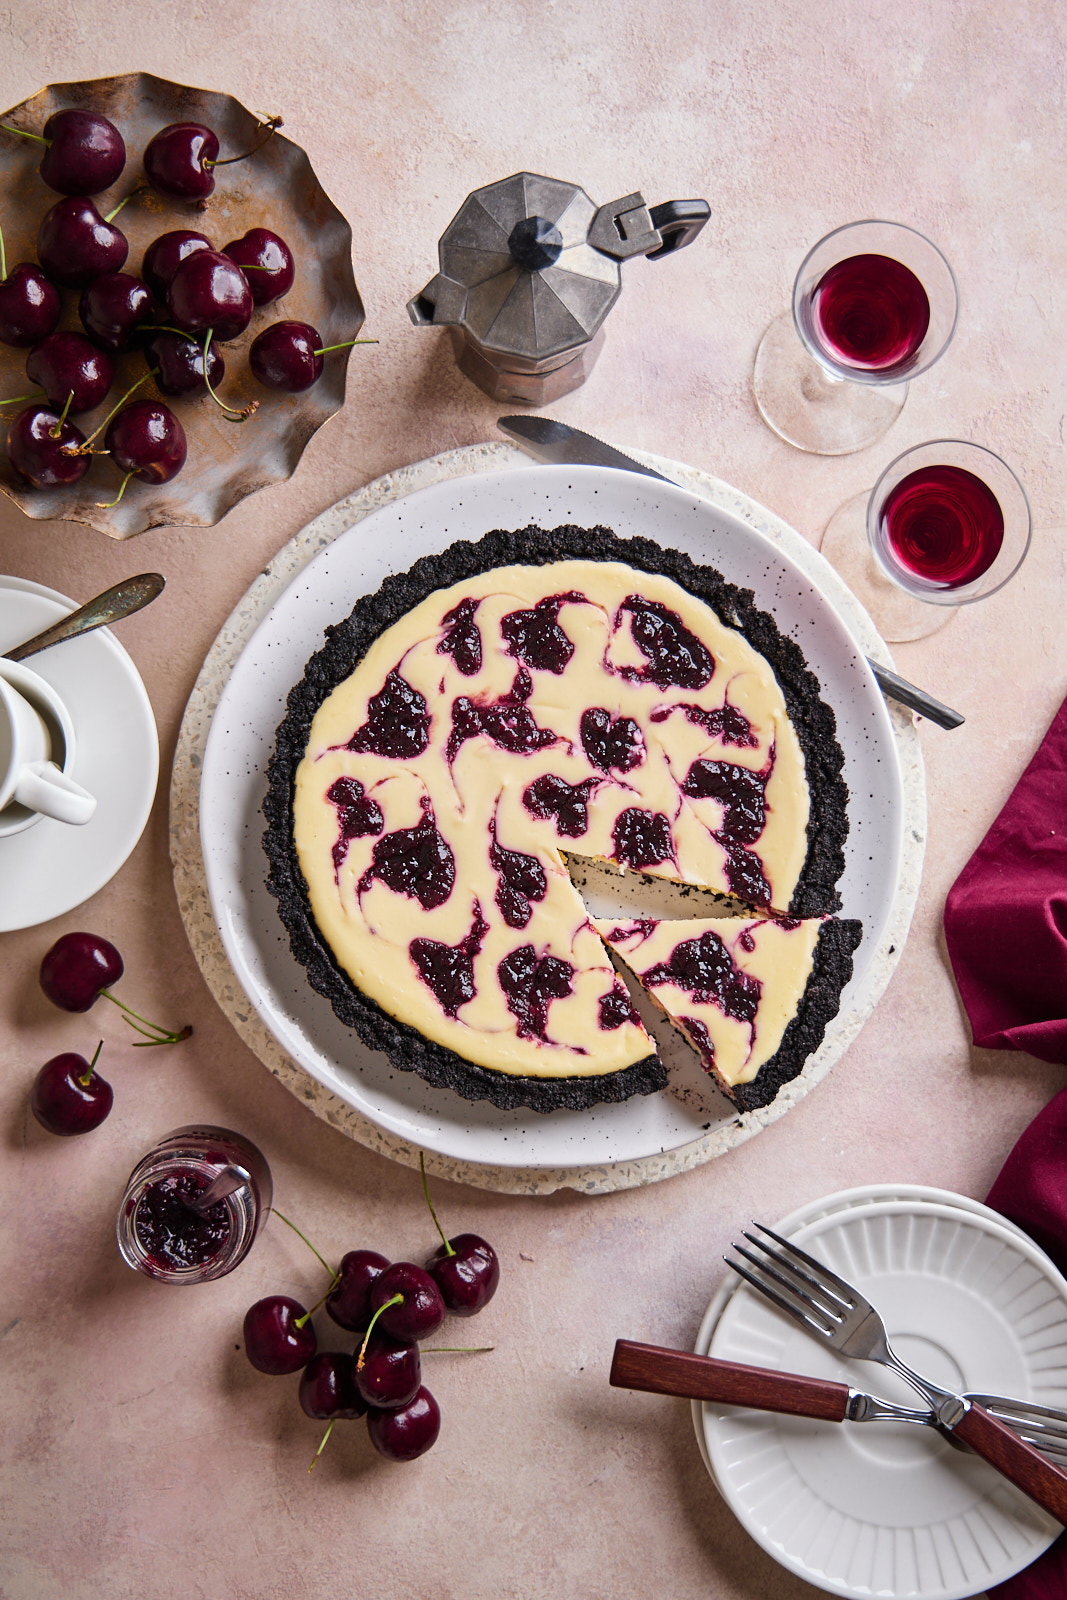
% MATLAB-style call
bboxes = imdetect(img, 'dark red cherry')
[141,229,213,301]
[105,401,186,484]
[222,227,294,305]
[7,404,89,488]
[142,330,223,397]
[30,1047,112,1135]
[0,263,61,348]
[37,197,128,288]
[40,931,123,1011]
[298,1352,367,1420]
[143,122,219,201]
[249,320,322,391]
[368,1261,446,1342]
[326,1249,390,1332]
[26,332,113,413]
[243,1295,317,1375]
[78,272,153,352]
[355,1333,421,1411]
[426,1234,500,1317]
[167,249,252,341]
[366,1387,440,1462]
[39,110,126,196]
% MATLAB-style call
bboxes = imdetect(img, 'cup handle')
[14,761,97,826]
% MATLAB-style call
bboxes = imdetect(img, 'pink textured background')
[2,5,1065,1597]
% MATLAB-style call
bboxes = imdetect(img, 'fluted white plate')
[699,1199,1067,1598]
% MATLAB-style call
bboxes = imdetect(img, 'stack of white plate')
[692,1184,1067,1599]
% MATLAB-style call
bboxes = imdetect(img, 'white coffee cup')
[0,659,96,837]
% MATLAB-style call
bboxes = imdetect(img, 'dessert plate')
[0,576,158,931]
[194,458,912,1176]
[697,1198,1067,1598]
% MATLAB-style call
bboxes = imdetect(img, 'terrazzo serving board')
[170,441,925,1195]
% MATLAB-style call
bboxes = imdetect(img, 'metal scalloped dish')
[0,72,364,538]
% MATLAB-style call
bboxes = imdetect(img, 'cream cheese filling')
[292,561,812,1079]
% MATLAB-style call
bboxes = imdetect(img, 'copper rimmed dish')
[0,72,364,539]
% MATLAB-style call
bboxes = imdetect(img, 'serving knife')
[497,415,964,732]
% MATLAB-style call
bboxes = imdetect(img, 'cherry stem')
[313,339,379,356]
[269,1209,338,1280]
[47,390,73,438]
[1,124,48,146]
[422,1345,495,1354]
[307,1418,334,1474]
[295,1279,341,1329]
[205,115,283,169]
[104,188,146,224]
[355,1294,404,1371]
[0,392,43,407]
[100,988,192,1046]
[73,370,156,452]
[419,1152,454,1255]
[96,472,134,510]
[77,1039,104,1087]
[0,219,6,283]
[202,330,258,422]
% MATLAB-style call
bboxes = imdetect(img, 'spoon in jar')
[185,1164,252,1215]
[4,573,165,662]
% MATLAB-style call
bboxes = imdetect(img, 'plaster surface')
[1,5,1065,1597]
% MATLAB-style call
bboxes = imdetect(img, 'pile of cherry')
[0,107,365,503]
[246,1171,499,1465]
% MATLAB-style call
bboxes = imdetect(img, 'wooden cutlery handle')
[954,1403,1067,1524]
[610,1339,849,1421]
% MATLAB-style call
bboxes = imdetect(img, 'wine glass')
[819,439,1032,642]
[753,220,959,455]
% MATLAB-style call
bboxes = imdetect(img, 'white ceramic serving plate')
[699,1198,1067,1598]
[197,462,904,1171]
[0,576,158,931]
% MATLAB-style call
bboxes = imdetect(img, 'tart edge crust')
[263,523,852,1115]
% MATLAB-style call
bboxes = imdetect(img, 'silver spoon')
[4,573,165,663]
[186,1164,252,1215]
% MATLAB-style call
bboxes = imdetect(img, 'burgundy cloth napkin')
[943,694,1067,1063]
[985,1087,1067,1597]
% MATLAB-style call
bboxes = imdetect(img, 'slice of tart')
[594,914,863,1112]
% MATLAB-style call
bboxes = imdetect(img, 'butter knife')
[497,415,964,732]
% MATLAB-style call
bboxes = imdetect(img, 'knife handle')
[953,1402,1067,1524]
[610,1339,849,1422]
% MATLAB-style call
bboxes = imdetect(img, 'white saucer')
[693,1194,1067,1599]
[0,576,158,932]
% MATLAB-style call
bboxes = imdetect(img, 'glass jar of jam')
[116,1125,272,1284]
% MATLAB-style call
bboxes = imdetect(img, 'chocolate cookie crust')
[263,523,852,1114]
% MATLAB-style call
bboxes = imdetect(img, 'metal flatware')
[186,1164,251,1216]
[497,415,965,732]
[4,573,165,663]
[727,1222,1067,1523]
[610,1339,1067,1465]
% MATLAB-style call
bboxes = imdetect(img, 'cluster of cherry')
[0,107,369,503]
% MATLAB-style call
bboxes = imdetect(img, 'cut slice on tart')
[594,914,863,1113]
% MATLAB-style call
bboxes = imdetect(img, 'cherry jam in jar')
[116,1126,272,1284]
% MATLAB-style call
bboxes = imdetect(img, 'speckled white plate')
[0,575,158,931]
[698,1198,1067,1598]
[183,451,920,1186]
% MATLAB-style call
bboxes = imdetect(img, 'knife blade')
[497,415,964,732]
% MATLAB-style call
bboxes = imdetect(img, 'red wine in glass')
[811,254,931,371]
[878,464,1004,588]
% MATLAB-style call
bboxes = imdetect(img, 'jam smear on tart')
[346,668,431,760]
[490,817,548,929]
[522,773,600,838]
[681,1014,717,1068]
[580,707,645,773]
[437,597,482,677]
[612,807,675,870]
[359,801,455,909]
[446,669,558,764]
[501,591,586,675]
[641,928,761,1024]
[681,757,773,907]
[327,776,384,873]
[618,597,714,690]
[599,983,638,1030]
[651,700,756,748]
[498,944,575,1040]
[410,902,489,1017]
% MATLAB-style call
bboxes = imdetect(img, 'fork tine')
[753,1223,858,1309]
[741,1232,852,1321]
[733,1244,845,1328]
[725,1254,838,1340]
